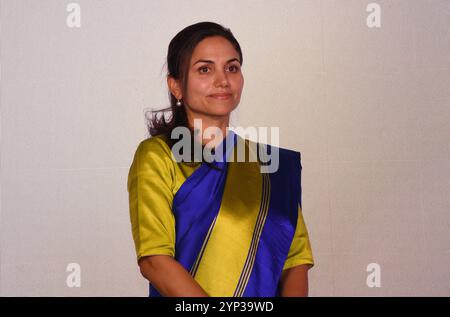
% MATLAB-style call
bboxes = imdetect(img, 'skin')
[168,35,244,146]
[279,264,313,297]
[139,36,310,297]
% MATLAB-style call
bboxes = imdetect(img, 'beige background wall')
[1,0,449,296]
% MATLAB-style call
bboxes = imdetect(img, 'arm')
[139,255,209,297]
[279,264,312,297]
[128,140,207,296]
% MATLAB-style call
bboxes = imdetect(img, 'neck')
[186,112,231,147]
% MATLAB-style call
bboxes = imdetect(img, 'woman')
[127,21,314,297]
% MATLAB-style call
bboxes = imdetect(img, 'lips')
[209,93,232,100]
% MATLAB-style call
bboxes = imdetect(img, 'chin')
[213,108,237,117]
[206,104,238,116]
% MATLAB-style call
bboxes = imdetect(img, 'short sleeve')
[282,205,315,271]
[127,137,176,263]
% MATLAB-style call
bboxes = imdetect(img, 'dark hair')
[146,21,243,149]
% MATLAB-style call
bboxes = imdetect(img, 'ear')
[167,76,182,100]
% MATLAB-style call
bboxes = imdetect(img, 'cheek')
[188,77,210,96]
[234,75,244,93]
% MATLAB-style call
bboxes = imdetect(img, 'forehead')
[190,36,239,62]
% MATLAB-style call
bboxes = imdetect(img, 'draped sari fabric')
[127,130,314,297]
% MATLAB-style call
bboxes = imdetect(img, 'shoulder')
[278,146,301,161]
[240,135,301,160]
[257,140,301,167]
[129,134,175,178]
[136,134,172,159]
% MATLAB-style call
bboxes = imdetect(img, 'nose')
[214,69,229,88]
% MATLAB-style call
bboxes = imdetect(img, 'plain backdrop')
[1,0,449,296]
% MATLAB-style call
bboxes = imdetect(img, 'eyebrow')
[192,58,241,66]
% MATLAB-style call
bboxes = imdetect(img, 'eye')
[198,66,210,73]
[228,65,240,72]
